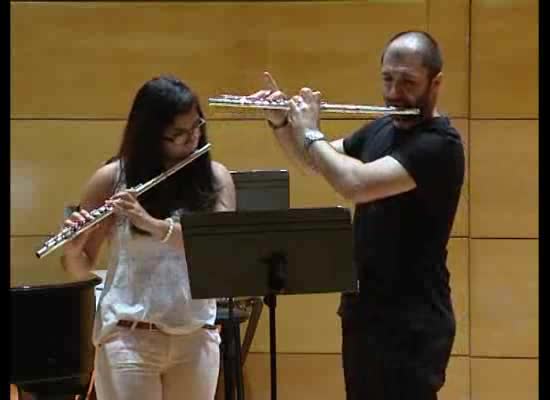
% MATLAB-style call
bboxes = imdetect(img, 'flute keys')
[208,94,420,115]
[91,208,105,217]
[91,204,113,216]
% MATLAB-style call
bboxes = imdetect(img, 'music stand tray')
[230,169,289,211]
[181,207,356,400]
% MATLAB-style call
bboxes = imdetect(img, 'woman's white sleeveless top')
[92,163,216,345]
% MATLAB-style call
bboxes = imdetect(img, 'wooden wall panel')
[10,2,540,399]
[243,354,469,400]
[246,293,342,354]
[428,0,470,118]
[450,119,469,237]
[470,120,538,238]
[243,354,345,400]
[11,236,75,288]
[439,356,470,400]
[11,237,111,284]
[262,2,425,111]
[11,119,370,235]
[470,0,538,118]
[470,239,538,357]
[471,358,538,400]
[207,119,366,210]
[11,120,125,235]
[16,116,466,236]
[11,1,427,119]
[447,238,469,356]
[11,119,353,235]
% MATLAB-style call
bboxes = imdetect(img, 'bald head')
[381,31,443,79]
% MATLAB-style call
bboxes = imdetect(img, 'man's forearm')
[272,126,318,174]
[307,139,364,200]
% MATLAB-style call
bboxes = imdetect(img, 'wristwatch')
[303,129,326,151]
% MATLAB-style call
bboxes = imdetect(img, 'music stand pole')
[262,250,288,400]
[264,293,277,400]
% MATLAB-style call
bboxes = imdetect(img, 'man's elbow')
[336,181,364,202]
[338,179,385,204]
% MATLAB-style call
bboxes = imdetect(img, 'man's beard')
[387,88,432,129]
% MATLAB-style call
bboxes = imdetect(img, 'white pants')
[94,326,221,400]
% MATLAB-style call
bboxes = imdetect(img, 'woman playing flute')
[61,76,235,400]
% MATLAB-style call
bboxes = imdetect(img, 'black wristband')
[267,117,289,130]
[305,136,327,151]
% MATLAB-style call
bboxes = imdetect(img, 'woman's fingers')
[110,191,133,201]
[63,209,94,229]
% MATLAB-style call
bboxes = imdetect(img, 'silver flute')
[209,95,420,116]
[35,143,212,259]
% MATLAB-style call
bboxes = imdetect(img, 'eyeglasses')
[163,117,206,144]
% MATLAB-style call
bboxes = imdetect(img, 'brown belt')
[117,320,159,330]
[117,320,218,331]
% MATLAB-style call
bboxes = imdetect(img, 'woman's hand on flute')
[62,209,97,256]
[106,190,158,234]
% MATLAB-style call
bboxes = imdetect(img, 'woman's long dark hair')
[114,75,218,233]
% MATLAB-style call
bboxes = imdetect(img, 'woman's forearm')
[61,251,94,279]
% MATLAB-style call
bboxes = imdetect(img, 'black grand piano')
[10,244,101,399]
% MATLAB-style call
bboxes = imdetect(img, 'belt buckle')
[148,322,155,331]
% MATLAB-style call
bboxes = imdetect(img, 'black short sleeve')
[391,129,465,193]
[343,118,390,160]
[343,126,368,159]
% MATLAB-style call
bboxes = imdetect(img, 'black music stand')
[181,207,356,400]
[220,169,289,400]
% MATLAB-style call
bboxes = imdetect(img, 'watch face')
[306,130,323,140]
[304,130,325,149]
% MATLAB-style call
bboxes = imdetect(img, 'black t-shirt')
[339,115,465,372]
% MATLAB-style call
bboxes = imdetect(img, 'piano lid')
[10,239,101,290]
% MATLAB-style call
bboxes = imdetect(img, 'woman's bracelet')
[160,217,174,243]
